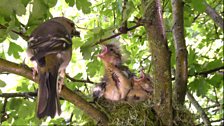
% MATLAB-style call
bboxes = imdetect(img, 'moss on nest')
[95,99,162,126]
[173,105,196,126]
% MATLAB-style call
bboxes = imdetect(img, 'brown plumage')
[93,44,133,101]
[126,70,153,102]
[27,17,79,118]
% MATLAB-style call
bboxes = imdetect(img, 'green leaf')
[80,45,94,60]
[0,0,26,18]
[203,60,222,71]
[21,0,31,6]
[75,73,83,79]
[65,0,75,6]
[0,80,6,87]
[208,74,223,88]
[16,83,29,91]
[1,121,10,126]
[27,0,49,26]
[9,99,23,110]
[86,59,100,77]
[0,29,7,43]
[76,0,92,14]
[189,78,210,97]
[49,117,66,125]
[7,16,19,40]
[43,0,57,8]
[8,42,23,59]
[13,118,29,125]
[80,34,98,59]
[191,0,206,13]
[73,37,83,49]
[123,1,135,21]
[18,100,35,118]
[0,17,7,24]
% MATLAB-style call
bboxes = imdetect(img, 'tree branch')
[171,0,188,105]
[0,98,8,123]
[171,65,224,80]
[66,74,98,85]
[204,1,224,29]
[0,92,37,98]
[0,24,29,40]
[93,23,142,46]
[187,92,211,126]
[119,0,128,33]
[210,118,224,123]
[0,58,108,125]
[191,65,224,76]
[142,0,173,125]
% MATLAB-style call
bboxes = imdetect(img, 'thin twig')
[191,66,224,76]
[187,92,211,126]
[210,118,224,123]
[0,24,29,40]
[66,74,98,85]
[0,92,37,98]
[92,23,143,46]
[69,113,74,126]
[172,65,224,80]
[0,98,8,124]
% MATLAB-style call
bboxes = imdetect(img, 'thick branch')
[60,86,108,125]
[204,1,224,29]
[171,0,188,105]
[0,58,108,125]
[142,0,173,125]
[0,58,35,81]
[187,92,211,126]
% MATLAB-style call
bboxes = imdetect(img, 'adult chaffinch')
[27,17,80,118]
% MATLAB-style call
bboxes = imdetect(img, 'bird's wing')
[28,35,72,61]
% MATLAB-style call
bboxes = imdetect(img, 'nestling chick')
[98,44,134,77]
[126,70,153,102]
[93,44,133,101]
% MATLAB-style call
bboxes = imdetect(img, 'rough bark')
[204,1,224,30]
[0,58,108,125]
[171,0,188,105]
[141,0,173,125]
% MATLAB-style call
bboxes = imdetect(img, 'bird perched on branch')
[93,44,133,101]
[126,70,153,102]
[27,17,80,118]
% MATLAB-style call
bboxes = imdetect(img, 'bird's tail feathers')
[37,67,61,118]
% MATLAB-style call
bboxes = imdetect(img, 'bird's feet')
[58,76,64,93]
[31,67,38,80]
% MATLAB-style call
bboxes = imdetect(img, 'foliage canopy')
[0,0,223,125]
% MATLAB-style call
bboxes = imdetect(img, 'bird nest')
[95,98,162,126]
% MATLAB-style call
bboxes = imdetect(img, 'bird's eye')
[146,77,151,81]
[70,23,74,27]
[110,48,114,51]
[134,95,140,100]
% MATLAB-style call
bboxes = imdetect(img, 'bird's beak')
[134,70,145,82]
[97,45,108,58]
[72,29,80,37]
